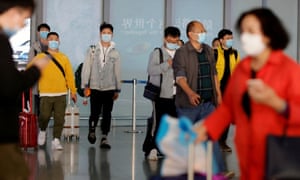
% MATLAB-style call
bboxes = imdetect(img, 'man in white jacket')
[81,22,121,149]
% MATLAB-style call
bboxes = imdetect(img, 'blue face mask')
[101,34,112,42]
[40,31,49,39]
[197,32,206,44]
[48,40,59,50]
[166,42,179,50]
[225,39,233,48]
[2,28,18,38]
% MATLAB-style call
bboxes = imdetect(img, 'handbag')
[143,48,163,101]
[265,120,300,179]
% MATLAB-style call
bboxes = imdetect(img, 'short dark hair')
[179,39,184,45]
[47,32,59,38]
[37,23,50,32]
[218,29,232,39]
[186,21,197,38]
[164,26,180,38]
[0,0,35,14]
[100,22,113,33]
[212,37,219,46]
[236,7,289,50]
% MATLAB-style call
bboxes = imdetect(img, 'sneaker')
[38,131,46,146]
[219,141,232,152]
[51,138,63,150]
[88,131,96,144]
[147,149,158,161]
[100,137,111,149]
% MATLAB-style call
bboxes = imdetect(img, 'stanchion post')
[125,78,143,133]
[132,78,137,131]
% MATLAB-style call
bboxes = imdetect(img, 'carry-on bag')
[150,115,227,180]
[62,90,80,141]
[19,89,38,150]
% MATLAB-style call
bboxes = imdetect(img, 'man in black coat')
[0,0,49,179]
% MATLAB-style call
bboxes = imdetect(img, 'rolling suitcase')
[150,115,227,180]
[62,90,80,141]
[19,89,38,150]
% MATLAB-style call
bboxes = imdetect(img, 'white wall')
[266,0,298,60]
[41,0,300,123]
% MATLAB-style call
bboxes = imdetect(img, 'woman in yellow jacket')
[215,29,240,152]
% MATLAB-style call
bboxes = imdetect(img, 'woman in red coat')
[195,8,300,180]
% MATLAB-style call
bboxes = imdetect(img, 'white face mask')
[241,33,266,56]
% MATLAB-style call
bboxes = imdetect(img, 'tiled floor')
[22,126,240,180]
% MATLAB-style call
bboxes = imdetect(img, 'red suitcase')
[19,89,38,150]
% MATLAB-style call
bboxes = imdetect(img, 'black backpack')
[75,45,96,97]
[75,63,84,97]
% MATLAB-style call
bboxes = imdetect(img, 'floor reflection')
[21,126,239,180]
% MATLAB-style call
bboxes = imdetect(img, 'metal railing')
[122,79,147,133]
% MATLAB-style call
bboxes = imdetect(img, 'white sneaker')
[148,149,158,161]
[38,131,46,146]
[51,138,63,150]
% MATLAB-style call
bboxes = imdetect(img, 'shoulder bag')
[143,48,163,101]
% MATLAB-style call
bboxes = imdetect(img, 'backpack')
[75,63,84,97]
[75,45,96,97]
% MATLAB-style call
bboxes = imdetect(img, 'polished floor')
[22,126,240,180]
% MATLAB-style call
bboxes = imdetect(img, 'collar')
[98,41,115,49]
[186,41,208,52]
[240,50,284,74]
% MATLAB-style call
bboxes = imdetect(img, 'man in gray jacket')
[81,22,121,149]
[144,26,180,160]
[28,23,51,114]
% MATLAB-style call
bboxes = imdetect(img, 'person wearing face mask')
[30,32,77,150]
[0,0,50,179]
[173,20,222,125]
[215,29,240,152]
[143,26,180,160]
[81,22,121,149]
[28,23,51,60]
[194,8,300,180]
[27,23,51,115]
[173,20,234,178]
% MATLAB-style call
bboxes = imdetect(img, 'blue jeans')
[177,102,226,172]
[176,102,215,123]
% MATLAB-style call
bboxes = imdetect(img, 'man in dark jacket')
[0,0,49,179]
[173,20,234,178]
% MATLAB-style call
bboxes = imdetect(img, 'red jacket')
[204,50,300,180]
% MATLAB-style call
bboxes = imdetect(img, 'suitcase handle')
[22,89,33,113]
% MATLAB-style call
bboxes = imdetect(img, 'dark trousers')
[34,94,40,115]
[39,95,66,138]
[143,97,177,155]
[89,89,114,135]
[154,97,177,136]
[0,144,29,180]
